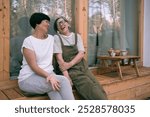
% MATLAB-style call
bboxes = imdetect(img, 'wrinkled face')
[57,18,69,34]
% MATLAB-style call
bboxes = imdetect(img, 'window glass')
[88,0,139,66]
[10,0,73,79]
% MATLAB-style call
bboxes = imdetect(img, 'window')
[88,0,140,66]
[10,0,73,79]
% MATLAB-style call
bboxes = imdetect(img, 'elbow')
[80,52,85,58]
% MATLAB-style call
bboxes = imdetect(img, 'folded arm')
[56,51,84,71]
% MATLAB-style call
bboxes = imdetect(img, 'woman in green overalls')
[53,16,107,100]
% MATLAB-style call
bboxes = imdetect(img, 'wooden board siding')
[96,67,150,100]
[0,0,10,81]
[105,83,150,100]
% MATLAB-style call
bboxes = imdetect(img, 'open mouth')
[60,25,66,31]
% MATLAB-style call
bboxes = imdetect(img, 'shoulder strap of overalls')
[57,34,64,47]
[75,33,77,45]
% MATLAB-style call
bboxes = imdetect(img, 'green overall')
[56,34,107,100]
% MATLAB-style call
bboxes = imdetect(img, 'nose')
[59,22,64,26]
[47,22,50,27]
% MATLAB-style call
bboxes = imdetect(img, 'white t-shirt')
[18,35,54,82]
[53,32,85,53]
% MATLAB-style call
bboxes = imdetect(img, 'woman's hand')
[63,71,73,86]
[46,74,60,91]
[59,61,74,71]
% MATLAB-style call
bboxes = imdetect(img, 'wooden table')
[97,55,140,79]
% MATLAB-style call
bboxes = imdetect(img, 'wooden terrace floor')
[0,66,150,100]
[95,66,150,99]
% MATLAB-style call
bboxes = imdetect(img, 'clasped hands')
[59,61,74,72]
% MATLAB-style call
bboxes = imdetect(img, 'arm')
[55,53,73,85]
[23,47,60,91]
[56,51,84,71]
[63,71,73,86]
[55,53,70,76]
[70,51,84,66]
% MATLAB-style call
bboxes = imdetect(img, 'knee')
[58,75,70,84]
[62,77,70,84]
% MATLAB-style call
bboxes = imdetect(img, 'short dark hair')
[53,16,69,32]
[29,12,50,29]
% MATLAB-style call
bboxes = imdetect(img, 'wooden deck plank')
[0,80,18,90]
[2,88,23,99]
[107,88,136,100]
[14,87,25,96]
[15,95,49,100]
[0,90,9,100]
[135,83,150,97]
[107,83,150,100]
[102,76,150,95]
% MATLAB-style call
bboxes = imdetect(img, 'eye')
[45,20,50,23]
[59,20,65,25]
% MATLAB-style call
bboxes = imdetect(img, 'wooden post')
[0,0,4,80]
[139,0,144,65]
[3,0,10,80]
[0,0,10,81]
[75,0,88,60]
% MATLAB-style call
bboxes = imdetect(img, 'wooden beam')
[139,0,144,65]
[75,0,88,59]
[0,0,10,81]
[3,0,10,80]
[0,0,3,81]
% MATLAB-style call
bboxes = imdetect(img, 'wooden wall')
[0,0,10,81]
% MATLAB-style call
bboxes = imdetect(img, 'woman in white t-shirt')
[18,12,74,100]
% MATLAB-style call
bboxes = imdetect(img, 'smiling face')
[56,18,70,35]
